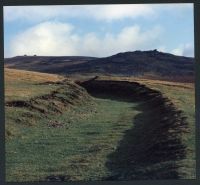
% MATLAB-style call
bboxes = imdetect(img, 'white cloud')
[86,5,155,21]
[3,5,155,22]
[172,48,182,56]
[155,3,193,9]
[171,43,194,57]
[9,22,78,56]
[4,4,192,23]
[4,4,193,58]
[157,46,167,52]
[8,21,163,57]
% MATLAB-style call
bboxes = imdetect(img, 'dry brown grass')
[98,75,194,89]
[4,68,65,102]
[5,68,64,83]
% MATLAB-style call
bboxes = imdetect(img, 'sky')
[3,4,194,58]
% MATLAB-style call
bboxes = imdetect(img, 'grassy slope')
[5,69,195,181]
[5,68,65,102]
[99,76,195,161]
[6,97,140,181]
[5,68,63,139]
[5,69,141,181]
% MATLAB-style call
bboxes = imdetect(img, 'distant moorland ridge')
[5,50,194,77]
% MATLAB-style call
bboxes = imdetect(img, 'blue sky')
[3,4,194,58]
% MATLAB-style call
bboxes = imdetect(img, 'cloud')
[161,3,193,10]
[4,4,192,23]
[7,21,163,57]
[157,46,167,53]
[171,43,194,57]
[4,5,155,22]
[86,5,155,21]
[9,22,77,56]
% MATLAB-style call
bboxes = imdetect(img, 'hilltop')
[5,50,194,79]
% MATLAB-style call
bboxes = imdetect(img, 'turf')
[5,68,64,102]
[5,69,196,181]
[98,75,195,161]
[6,96,140,181]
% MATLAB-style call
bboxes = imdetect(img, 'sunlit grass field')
[5,69,141,181]
[5,68,64,102]
[5,69,196,181]
[6,97,140,181]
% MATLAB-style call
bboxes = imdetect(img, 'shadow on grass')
[80,80,190,180]
[103,101,187,180]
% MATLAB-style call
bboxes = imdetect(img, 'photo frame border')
[0,0,199,184]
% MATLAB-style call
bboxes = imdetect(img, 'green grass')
[102,76,195,162]
[5,69,195,181]
[144,84,195,160]
[6,97,140,181]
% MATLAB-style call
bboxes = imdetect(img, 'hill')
[4,50,194,78]
[5,68,195,181]
[5,56,97,74]
[5,68,94,137]
[65,50,194,77]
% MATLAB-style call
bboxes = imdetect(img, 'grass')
[140,82,195,152]
[98,75,195,158]
[5,69,141,181]
[5,68,92,137]
[5,69,196,181]
[6,96,140,181]
[5,68,64,102]
[132,77,195,163]
[99,76,195,130]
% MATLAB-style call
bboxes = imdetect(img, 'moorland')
[4,50,195,181]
